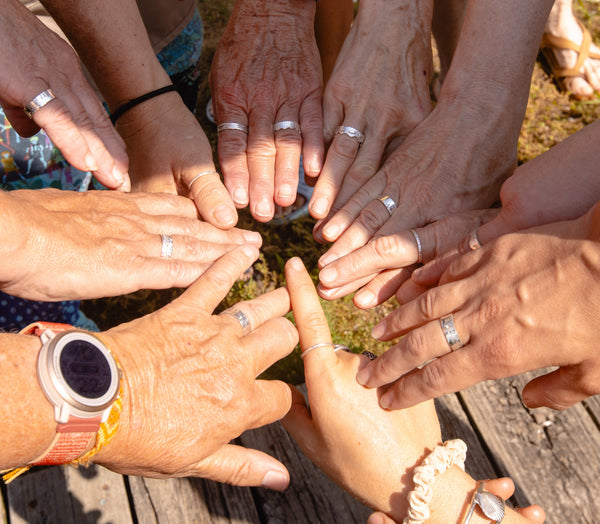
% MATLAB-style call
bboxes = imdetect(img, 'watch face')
[59,340,112,399]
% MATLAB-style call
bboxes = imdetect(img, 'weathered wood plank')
[460,373,600,524]
[128,475,261,524]
[0,486,7,524]
[239,422,372,523]
[7,464,132,524]
[583,395,600,427]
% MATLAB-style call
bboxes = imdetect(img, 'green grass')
[81,1,600,384]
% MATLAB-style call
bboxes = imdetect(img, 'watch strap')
[19,321,74,337]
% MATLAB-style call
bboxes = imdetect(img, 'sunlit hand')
[357,207,600,411]
[0,0,129,190]
[95,246,298,489]
[0,188,261,301]
[309,0,433,222]
[210,0,323,222]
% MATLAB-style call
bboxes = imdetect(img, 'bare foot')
[544,3,600,99]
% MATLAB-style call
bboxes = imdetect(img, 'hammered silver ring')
[273,120,301,134]
[217,122,248,134]
[24,89,56,118]
[334,125,365,145]
[378,195,397,216]
[160,234,174,259]
[439,314,465,352]
[221,308,252,336]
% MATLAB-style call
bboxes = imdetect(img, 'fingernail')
[355,290,376,308]
[356,368,371,386]
[233,188,248,206]
[254,198,273,218]
[318,253,337,268]
[214,204,237,226]
[371,322,386,339]
[288,257,304,271]
[379,394,391,410]
[241,244,259,258]
[277,184,294,200]
[310,197,329,216]
[112,166,125,184]
[85,153,98,172]
[243,231,262,244]
[322,222,340,240]
[261,470,289,491]
[319,267,337,284]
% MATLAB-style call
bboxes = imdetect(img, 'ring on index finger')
[334,125,365,145]
[24,89,56,118]
[274,121,301,134]
[221,307,252,336]
[439,314,465,351]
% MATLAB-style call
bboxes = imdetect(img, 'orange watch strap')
[19,321,74,337]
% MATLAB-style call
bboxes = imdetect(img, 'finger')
[318,231,418,288]
[309,130,364,219]
[394,276,431,305]
[194,444,290,491]
[367,512,397,524]
[153,236,254,263]
[357,314,470,388]
[186,170,238,229]
[282,386,319,455]
[317,273,376,301]
[299,89,324,178]
[247,112,277,222]
[285,257,336,366]
[354,268,413,309]
[482,477,515,500]
[219,287,292,338]
[516,505,546,523]
[218,120,251,208]
[238,318,298,376]
[375,348,487,410]
[273,111,303,207]
[250,379,294,429]
[173,245,259,312]
[521,366,598,410]
[314,171,386,245]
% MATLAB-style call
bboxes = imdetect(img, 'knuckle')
[372,235,402,260]
[419,362,448,397]
[402,330,428,363]
[330,135,360,161]
[417,291,436,320]
[358,207,384,232]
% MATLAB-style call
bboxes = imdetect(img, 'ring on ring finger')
[160,234,174,259]
[439,314,465,352]
[274,121,301,134]
[377,195,397,216]
[334,125,365,145]
[24,89,56,118]
[220,307,252,336]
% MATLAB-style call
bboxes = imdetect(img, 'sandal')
[540,19,600,100]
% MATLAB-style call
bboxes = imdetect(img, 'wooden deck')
[3,372,599,524]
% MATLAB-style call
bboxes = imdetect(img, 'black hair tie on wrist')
[110,85,177,125]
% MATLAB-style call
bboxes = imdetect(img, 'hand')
[309,0,433,222]
[317,209,498,307]
[282,257,441,517]
[357,208,600,411]
[0,188,261,301]
[114,92,238,229]
[95,246,298,488]
[312,83,518,260]
[367,478,546,524]
[0,0,129,190]
[209,0,323,222]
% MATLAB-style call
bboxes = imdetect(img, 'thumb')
[521,367,591,410]
[194,444,290,491]
[367,512,397,524]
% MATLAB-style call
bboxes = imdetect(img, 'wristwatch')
[25,322,122,466]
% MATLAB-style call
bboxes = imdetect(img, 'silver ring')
[273,121,301,134]
[334,125,365,145]
[410,229,423,263]
[160,234,174,259]
[468,229,482,251]
[188,170,219,189]
[378,195,397,216]
[221,308,251,336]
[217,122,248,134]
[301,342,350,359]
[23,89,56,118]
[439,314,465,352]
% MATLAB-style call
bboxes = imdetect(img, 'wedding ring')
[378,195,397,216]
[188,170,219,189]
[333,344,352,353]
[334,125,365,145]
[302,342,352,358]
[273,121,301,134]
[23,89,56,118]
[160,234,174,259]
[468,228,482,251]
[410,229,423,263]
[221,308,251,336]
[439,314,465,352]
[217,122,249,134]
